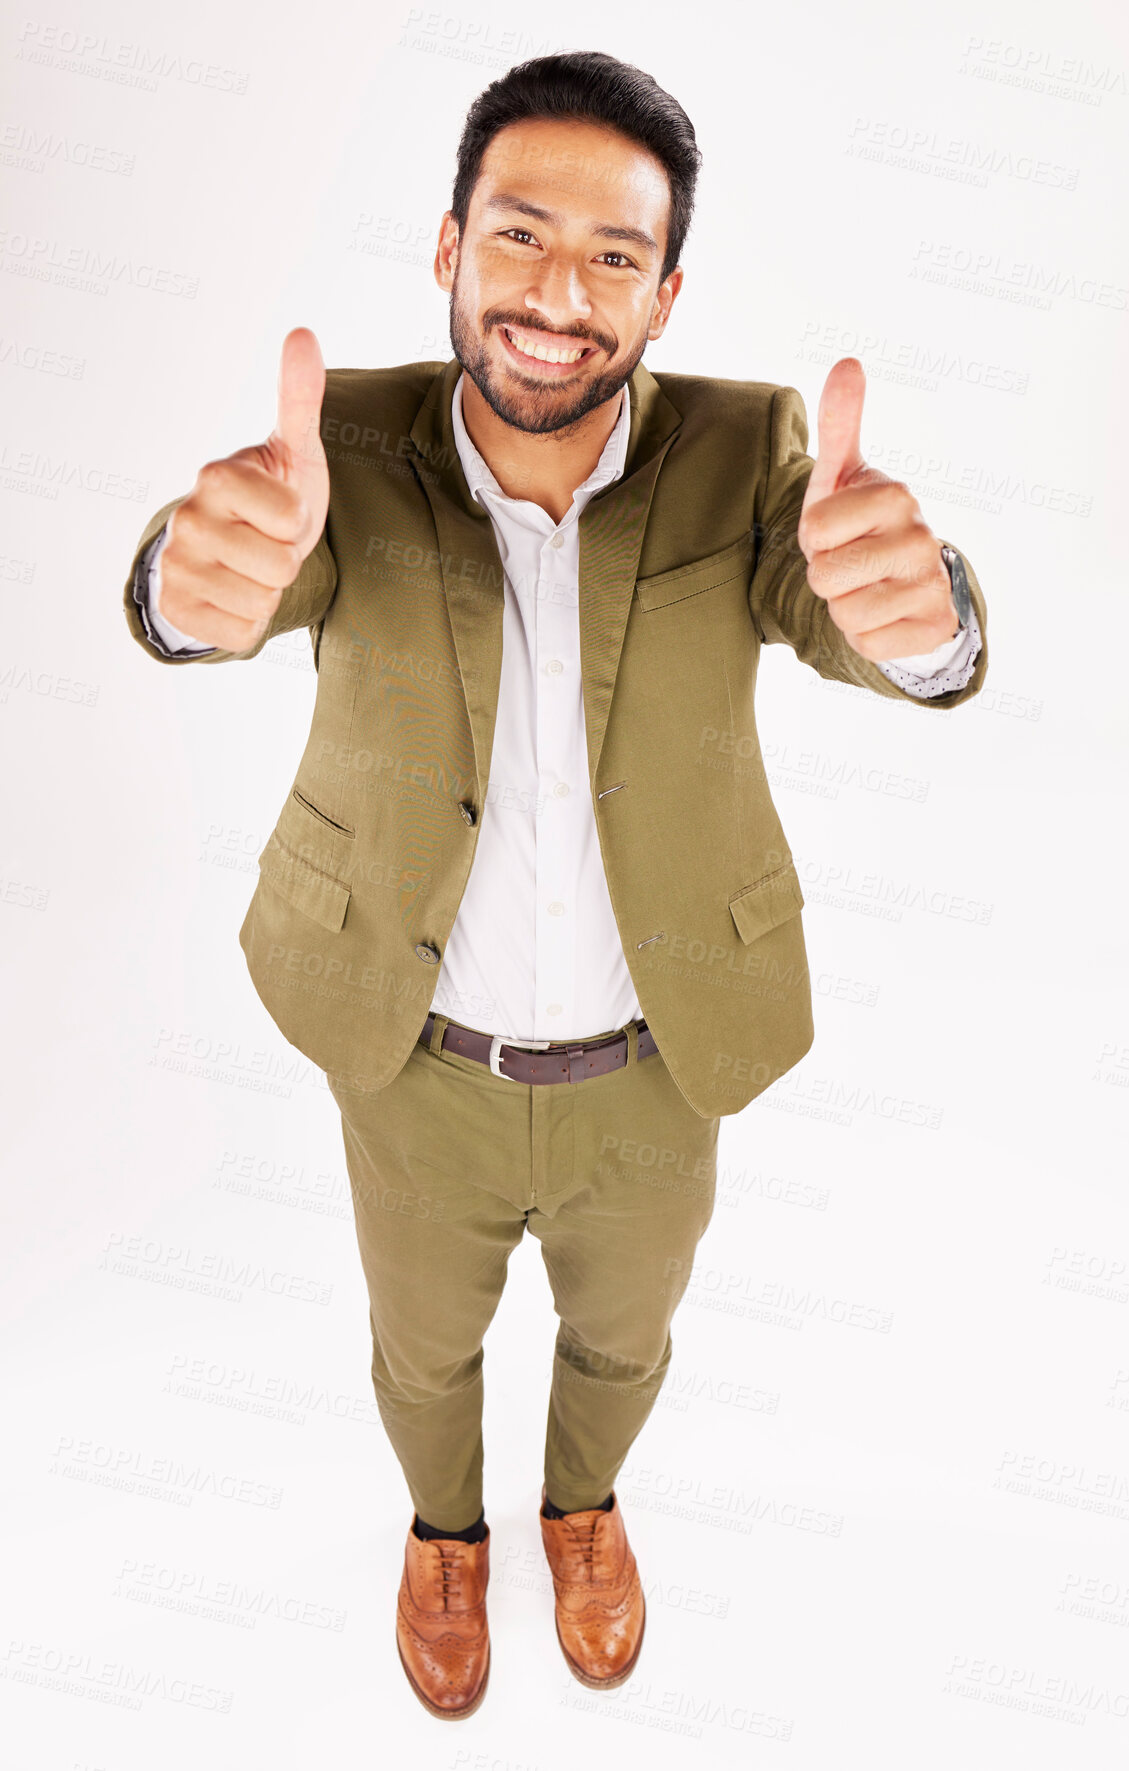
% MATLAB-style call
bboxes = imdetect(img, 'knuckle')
[916,538,942,582]
[166,595,203,638]
[250,584,282,620]
[171,501,201,543]
[196,457,228,490]
[261,552,297,592]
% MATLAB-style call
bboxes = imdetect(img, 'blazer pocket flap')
[258,840,351,933]
[635,533,754,611]
[729,861,804,945]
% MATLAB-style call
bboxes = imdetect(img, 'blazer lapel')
[576,360,682,780]
[408,358,504,797]
[408,355,683,796]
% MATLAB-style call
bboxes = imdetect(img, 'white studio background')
[2,0,1127,1766]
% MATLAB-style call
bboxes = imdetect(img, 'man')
[121,51,987,1720]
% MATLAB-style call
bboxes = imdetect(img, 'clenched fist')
[156,327,329,653]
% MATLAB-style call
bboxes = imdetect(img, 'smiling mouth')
[499,324,599,368]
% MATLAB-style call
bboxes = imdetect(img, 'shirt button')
[548,901,565,916]
[549,532,564,549]
[546,1002,563,1015]
[458,800,477,826]
[553,782,570,798]
[414,942,440,964]
[545,659,564,675]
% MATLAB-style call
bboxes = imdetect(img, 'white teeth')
[505,328,586,364]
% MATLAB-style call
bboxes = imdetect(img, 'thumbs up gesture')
[797,358,960,662]
[157,327,330,654]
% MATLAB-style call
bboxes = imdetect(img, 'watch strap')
[940,544,973,630]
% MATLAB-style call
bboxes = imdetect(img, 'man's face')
[435,117,682,435]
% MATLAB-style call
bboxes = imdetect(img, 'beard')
[448,268,648,437]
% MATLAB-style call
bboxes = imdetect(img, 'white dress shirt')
[137,375,982,1043]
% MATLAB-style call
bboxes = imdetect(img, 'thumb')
[804,356,866,506]
[270,326,326,474]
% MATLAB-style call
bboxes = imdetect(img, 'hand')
[157,327,330,654]
[797,357,960,662]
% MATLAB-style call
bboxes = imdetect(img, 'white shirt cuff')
[874,608,982,699]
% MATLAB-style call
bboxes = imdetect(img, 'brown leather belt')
[419,1012,657,1084]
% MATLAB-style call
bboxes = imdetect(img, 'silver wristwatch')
[940,545,973,631]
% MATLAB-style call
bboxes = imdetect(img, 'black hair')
[450,50,702,283]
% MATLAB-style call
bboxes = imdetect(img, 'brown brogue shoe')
[395,1520,491,1719]
[538,1483,645,1688]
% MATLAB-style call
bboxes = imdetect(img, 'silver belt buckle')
[489,1033,552,1080]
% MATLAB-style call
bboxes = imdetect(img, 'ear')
[647,266,683,341]
[434,212,459,292]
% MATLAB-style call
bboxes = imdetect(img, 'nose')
[522,256,592,332]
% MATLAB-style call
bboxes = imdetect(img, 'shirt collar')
[451,369,630,519]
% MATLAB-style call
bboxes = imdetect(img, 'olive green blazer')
[122,356,989,1117]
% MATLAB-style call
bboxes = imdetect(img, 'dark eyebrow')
[481,192,658,257]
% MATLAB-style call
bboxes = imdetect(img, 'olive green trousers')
[326,1012,720,1532]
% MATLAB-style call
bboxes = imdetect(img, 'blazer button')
[414,942,440,965]
[458,801,477,826]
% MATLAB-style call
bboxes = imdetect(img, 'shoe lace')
[563,1510,600,1581]
[435,1540,463,1609]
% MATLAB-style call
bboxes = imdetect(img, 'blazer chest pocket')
[729,859,804,945]
[257,786,353,933]
[635,533,754,612]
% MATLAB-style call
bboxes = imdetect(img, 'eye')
[497,229,637,270]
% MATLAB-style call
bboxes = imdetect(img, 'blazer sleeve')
[748,383,989,710]
[121,492,338,666]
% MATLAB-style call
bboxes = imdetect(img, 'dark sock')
[412,1508,487,1544]
[541,1491,614,1519]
